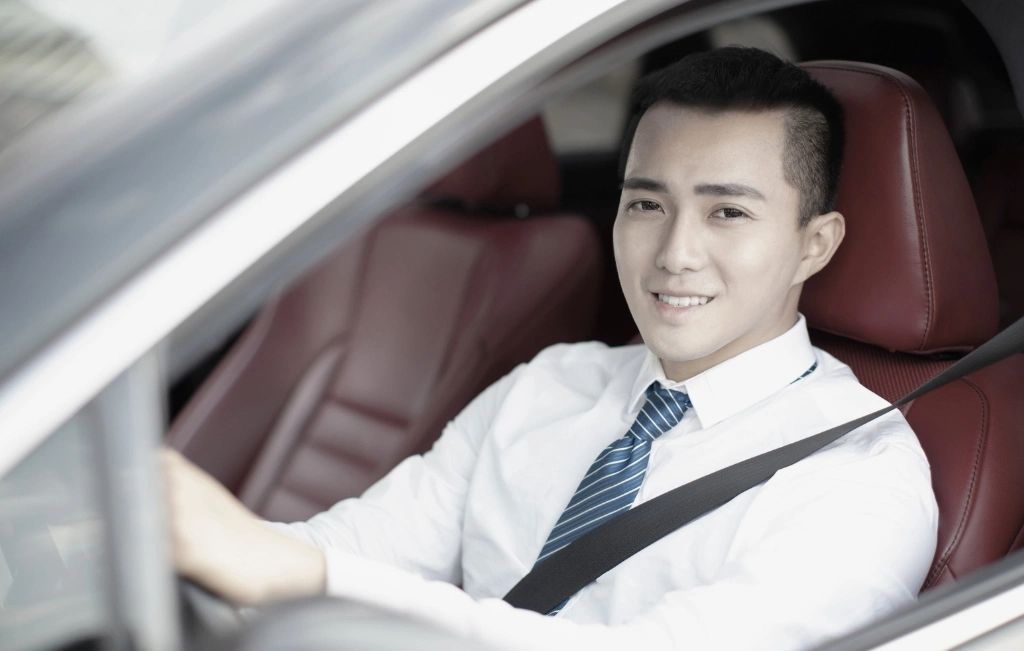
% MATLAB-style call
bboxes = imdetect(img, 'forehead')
[626,103,790,193]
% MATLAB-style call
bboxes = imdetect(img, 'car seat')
[167,118,602,522]
[799,61,1024,589]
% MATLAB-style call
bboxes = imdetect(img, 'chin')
[641,329,724,365]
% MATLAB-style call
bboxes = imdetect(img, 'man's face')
[614,103,814,380]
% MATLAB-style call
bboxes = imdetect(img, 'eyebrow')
[620,178,767,201]
[620,177,669,193]
[693,183,766,201]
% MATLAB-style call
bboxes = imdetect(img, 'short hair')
[621,47,845,227]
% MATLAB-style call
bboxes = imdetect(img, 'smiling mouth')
[655,293,713,308]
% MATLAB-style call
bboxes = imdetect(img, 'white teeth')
[657,294,711,307]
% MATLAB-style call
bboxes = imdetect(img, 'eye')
[629,200,663,212]
[711,207,748,220]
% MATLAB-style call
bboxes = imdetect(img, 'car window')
[0,0,285,153]
[542,59,639,155]
[0,417,112,651]
[539,14,797,157]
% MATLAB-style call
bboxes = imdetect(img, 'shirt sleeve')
[269,364,525,585]
[311,420,938,651]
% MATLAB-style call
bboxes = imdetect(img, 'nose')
[655,211,707,274]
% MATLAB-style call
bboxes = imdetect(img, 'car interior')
[167,117,602,521]
[165,0,1024,599]
[3,2,1024,651]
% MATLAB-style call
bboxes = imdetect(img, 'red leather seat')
[798,61,1024,589]
[972,146,1024,329]
[168,118,602,522]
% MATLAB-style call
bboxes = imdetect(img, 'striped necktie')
[532,361,818,615]
[534,381,692,615]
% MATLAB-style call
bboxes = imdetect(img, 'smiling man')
[165,48,938,651]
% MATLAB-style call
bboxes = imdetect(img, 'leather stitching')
[923,377,988,588]
[302,434,380,472]
[322,392,410,429]
[802,64,935,352]
[272,482,330,514]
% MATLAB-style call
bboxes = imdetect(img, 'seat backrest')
[800,61,1024,589]
[168,118,602,521]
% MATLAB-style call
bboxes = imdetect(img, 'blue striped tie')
[534,381,692,615]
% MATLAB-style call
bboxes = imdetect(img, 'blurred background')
[0,0,284,152]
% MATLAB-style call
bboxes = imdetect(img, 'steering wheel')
[178,577,247,642]
[177,579,497,651]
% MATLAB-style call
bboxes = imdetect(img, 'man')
[165,47,938,650]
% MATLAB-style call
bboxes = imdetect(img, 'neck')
[661,309,800,383]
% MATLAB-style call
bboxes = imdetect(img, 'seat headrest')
[799,61,999,354]
[427,117,561,213]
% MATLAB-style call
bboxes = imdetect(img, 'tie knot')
[629,382,692,442]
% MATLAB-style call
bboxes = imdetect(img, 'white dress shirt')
[274,314,939,650]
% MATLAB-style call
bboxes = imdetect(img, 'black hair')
[620,47,845,227]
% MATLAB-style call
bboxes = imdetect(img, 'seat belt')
[503,316,1024,615]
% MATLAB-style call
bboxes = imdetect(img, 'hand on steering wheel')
[162,448,327,605]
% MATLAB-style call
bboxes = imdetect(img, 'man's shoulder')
[806,346,894,413]
[526,340,647,375]
[793,346,930,471]
[503,340,647,399]
[762,349,936,531]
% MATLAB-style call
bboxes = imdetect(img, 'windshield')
[0,0,518,398]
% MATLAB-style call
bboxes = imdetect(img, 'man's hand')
[161,447,326,605]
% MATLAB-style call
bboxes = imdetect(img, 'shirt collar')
[627,314,817,429]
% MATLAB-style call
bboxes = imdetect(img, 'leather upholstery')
[427,118,561,213]
[169,118,601,521]
[800,62,999,354]
[810,331,1024,590]
[797,62,1024,590]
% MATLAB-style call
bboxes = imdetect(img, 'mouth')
[654,293,714,308]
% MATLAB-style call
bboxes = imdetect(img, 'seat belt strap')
[503,316,1024,614]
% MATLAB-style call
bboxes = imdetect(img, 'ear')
[793,211,845,285]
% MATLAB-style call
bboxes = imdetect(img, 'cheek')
[612,218,649,284]
[716,231,800,294]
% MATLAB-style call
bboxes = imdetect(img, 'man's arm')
[162,447,327,604]
[164,364,523,603]
[300,426,938,651]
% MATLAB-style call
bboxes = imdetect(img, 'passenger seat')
[167,118,602,522]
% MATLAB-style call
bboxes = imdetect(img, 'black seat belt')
[504,316,1024,615]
